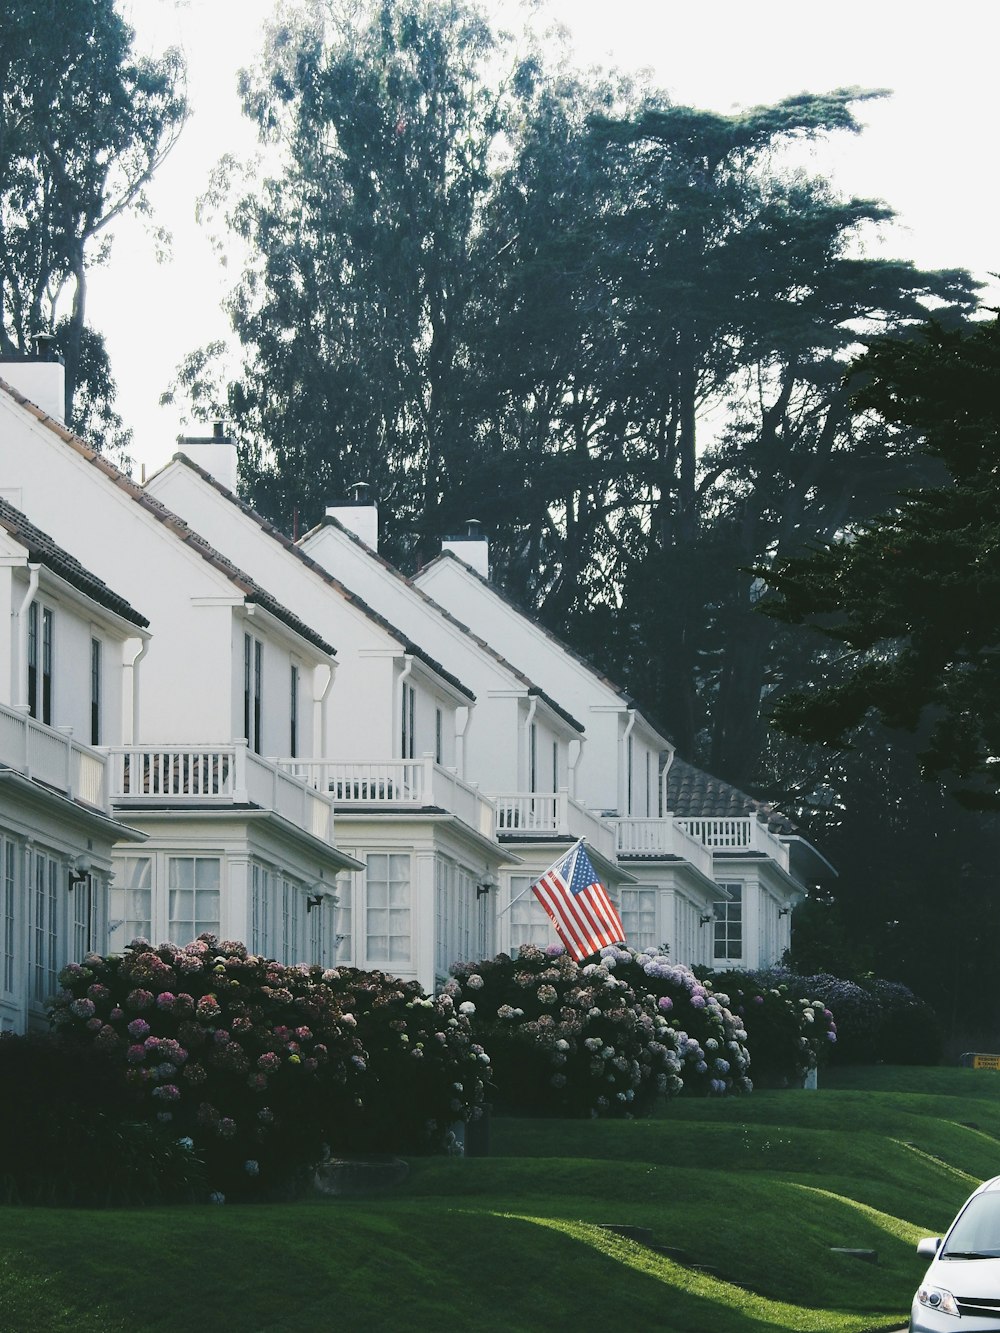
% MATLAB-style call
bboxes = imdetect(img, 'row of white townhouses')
[0,353,834,1033]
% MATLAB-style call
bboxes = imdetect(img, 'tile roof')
[665,757,796,833]
[159,454,476,703]
[0,495,149,628]
[0,380,335,658]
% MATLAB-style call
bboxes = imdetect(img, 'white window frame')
[713,881,743,963]
[365,852,411,964]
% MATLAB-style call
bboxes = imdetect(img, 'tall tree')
[195,0,535,562]
[479,91,978,774]
[0,0,186,444]
[764,314,1000,808]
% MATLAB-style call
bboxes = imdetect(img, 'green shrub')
[0,1032,204,1205]
[448,945,683,1116]
[50,937,487,1201]
[707,970,837,1086]
[603,948,752,1096]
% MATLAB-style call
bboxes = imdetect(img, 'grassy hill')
[2,1064,998,1332]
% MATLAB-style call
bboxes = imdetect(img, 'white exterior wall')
[298,523,575,792]
[109,811,348,962]
[0,547,136,746]
[416,557,669,815]
[0,392,332,754]
[146,462,466,768]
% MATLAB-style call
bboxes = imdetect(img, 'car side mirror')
[916,1237,942,1258]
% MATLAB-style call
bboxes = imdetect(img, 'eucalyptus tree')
[204,0,542,562]
[0,0,186,447]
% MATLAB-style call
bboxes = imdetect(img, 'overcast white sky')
[89,0,1000,477]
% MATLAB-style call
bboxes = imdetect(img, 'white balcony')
[611,816,715,879]
[279,756,496,841]
[106,743,335,843]
[494,790,616,860]
[675,816,790,871]
[0,700,108,810]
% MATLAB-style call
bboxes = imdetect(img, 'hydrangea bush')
[604,947,752,1096]
[705,969,837,1086]
[447,944,684,1117]
[778,971,942,1066]
[51,937,487,1200]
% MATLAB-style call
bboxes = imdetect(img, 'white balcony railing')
[611,816,715,879]
[279,756,496,841]
[494,790,616,860]
[676,816,790,871]
[106,743,335,843]
[0,701,108,810]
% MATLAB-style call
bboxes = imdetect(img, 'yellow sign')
[971,1054,1000,1070]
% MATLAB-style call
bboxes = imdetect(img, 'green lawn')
[3,1065,998,1332]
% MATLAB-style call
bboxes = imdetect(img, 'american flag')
[531,840,626,962]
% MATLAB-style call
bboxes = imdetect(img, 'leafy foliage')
[0,0,186,453]
[0,1031,204,1205]
[765,317,1000,807]
[50,937,487,1200]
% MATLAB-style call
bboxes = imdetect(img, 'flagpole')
[495,837,584,918]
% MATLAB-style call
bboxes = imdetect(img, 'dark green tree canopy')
[764,315,1000,807]
[0,0,186,448]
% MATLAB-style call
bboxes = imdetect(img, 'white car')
[911,1176,1000,1330]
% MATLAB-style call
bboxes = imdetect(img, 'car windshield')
[943,1193,1000,1258]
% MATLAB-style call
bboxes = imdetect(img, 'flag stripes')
[530,841,625,962]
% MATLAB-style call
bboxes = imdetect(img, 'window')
[110,856,152,950]
[244,633,262,753]
[251,863,272,956]
[168,857,221,945]
[289,664,299,758]
[90,638,102,745]
[31,851,59,1003]
[434,858,474,979]
[2,839,16,997]
[620,887,657,952]
[27,603,53,724]
[713,883,743,962]
[509,875,551,952]
[435,707,443,765]
[401,682,415,758]
[366,853,410,963]
[552,741,559,794]
[335,870,353,964]
[281,877,302,963]
[71,873,98,960]
[529,722,537,792]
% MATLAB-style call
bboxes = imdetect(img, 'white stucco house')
[0,345,833,1028]
[144,448,507,990]
[415,538,835,971]
[0,363,362,1027]
[0,494,146,1031]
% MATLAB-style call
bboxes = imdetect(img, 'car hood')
[927,1255,1000,1292]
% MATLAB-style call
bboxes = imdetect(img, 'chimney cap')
[464,518,484,539]
[347,481,373,506]
[31,331,62,363]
